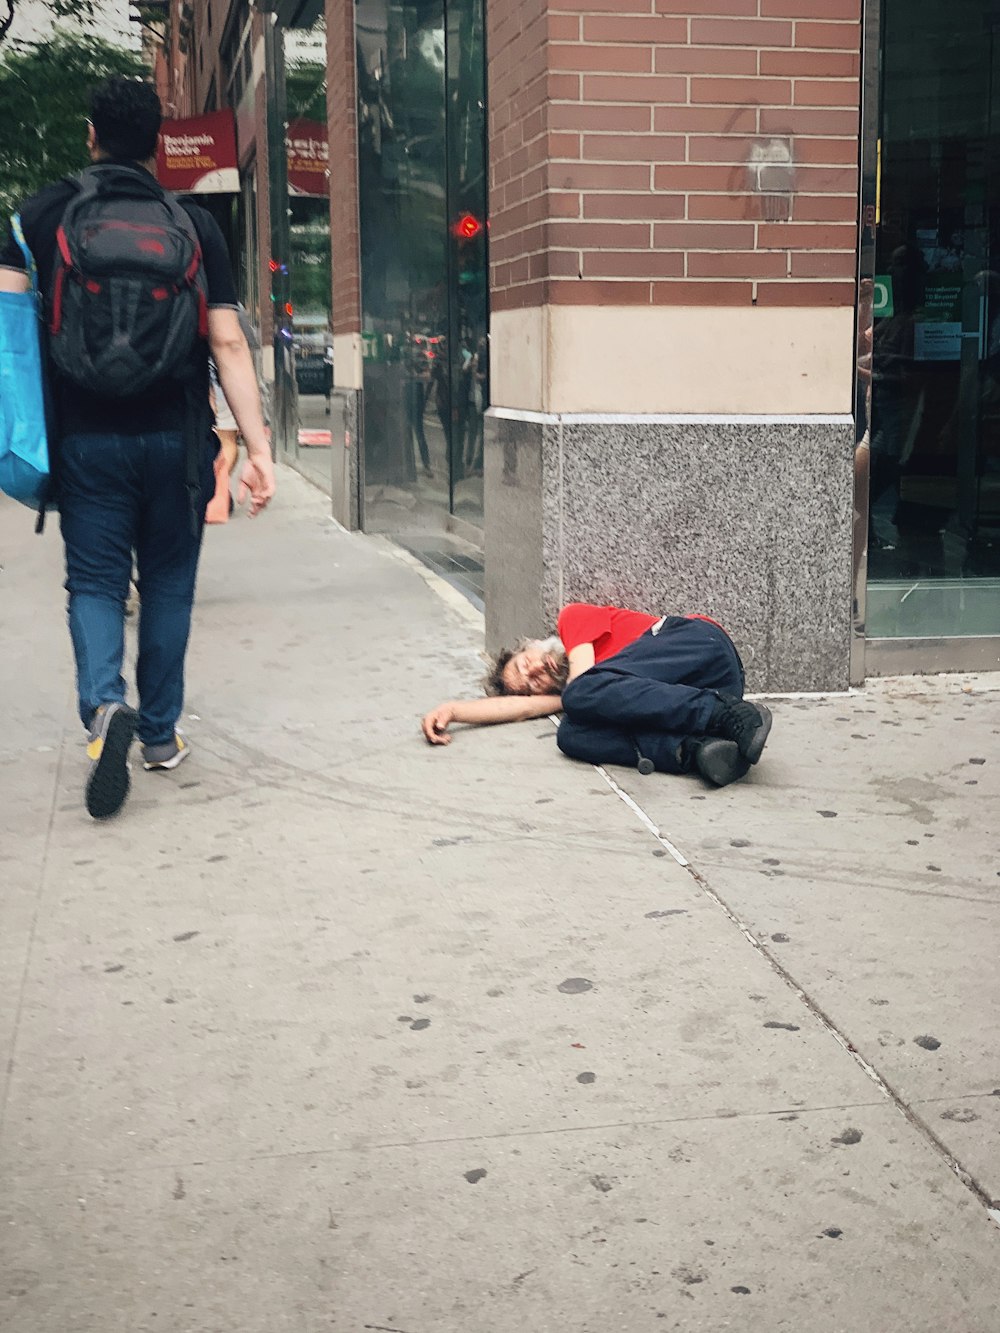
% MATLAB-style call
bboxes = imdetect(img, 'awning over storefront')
[273,0,324,29]
[157,109,239,194]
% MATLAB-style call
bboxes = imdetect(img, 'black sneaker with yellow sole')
[85,702,138,819]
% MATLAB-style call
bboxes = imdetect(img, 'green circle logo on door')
[872,276,894,317]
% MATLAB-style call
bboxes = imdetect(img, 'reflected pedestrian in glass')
[405,333,433,479]
[870,244,924,553]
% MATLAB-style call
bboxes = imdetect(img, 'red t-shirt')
[556,603,723,663]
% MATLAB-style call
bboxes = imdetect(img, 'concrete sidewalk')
[1,468,998,1333]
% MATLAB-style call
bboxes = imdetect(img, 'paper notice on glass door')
[914,322,962,361]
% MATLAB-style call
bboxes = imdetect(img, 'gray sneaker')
[85,702,138,819]
[142,732,190,771]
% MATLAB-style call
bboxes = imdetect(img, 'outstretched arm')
[422,694,563,745]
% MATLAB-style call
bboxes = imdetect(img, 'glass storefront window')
[277,20,333,491]
[238,164,259,321]
[868,0,1000,637]
[446,0,488,525]
[356,0,488,536]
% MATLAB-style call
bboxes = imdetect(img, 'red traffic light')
[453,213,482,240]
[268,258,279,273]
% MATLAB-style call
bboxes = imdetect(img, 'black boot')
[692,737,751,788]
[708,696,772,764]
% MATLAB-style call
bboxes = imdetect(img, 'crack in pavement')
[2,1095,895,1190]
[588,755,1000,1232]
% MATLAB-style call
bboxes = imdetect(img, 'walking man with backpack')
[0,77,275,819]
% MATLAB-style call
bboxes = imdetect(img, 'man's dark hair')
[90,77,162,163]
[483,647,517,697]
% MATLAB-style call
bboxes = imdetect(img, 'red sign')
[157,110,239,194]
[453,213,482,239]
[286,118,329,197]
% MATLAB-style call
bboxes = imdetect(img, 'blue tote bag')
[0,214,50,509]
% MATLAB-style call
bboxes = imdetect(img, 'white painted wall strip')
[489,407,853,426]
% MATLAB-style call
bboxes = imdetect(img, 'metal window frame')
[851,0,879,685]
[854,0,1000,681]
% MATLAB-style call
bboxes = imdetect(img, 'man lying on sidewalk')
[421,603,772,788]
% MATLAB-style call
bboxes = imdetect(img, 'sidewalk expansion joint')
[588,754,1000,1236]
[0,712,71,1141]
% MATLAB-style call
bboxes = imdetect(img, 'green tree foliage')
[1,0,102,51]
[0,29,146,216]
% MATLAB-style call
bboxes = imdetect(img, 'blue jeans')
[59,431,215,746]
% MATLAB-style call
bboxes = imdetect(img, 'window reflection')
[284,22,333,490]
[357,0,488,533]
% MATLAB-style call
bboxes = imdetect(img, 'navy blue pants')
[557,616,745,774]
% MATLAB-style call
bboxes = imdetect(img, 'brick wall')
[166,11,191,117]
[325,0,361,337]
[488,0,862,312]
[488,0,552,311]
[170,0,236,118]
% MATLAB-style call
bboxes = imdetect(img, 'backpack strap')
[10,213,39,298]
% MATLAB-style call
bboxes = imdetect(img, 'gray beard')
[538,636,571,692]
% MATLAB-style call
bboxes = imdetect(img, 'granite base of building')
[484,410,855,694]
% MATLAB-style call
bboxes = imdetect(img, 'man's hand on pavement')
[422,703,455,745]
[422,694,564,743]
[237,453,276,517]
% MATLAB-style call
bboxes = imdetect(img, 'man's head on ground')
[484,636,570,697]
[88,77,162,166]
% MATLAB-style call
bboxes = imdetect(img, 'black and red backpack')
[48,164,208,396]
